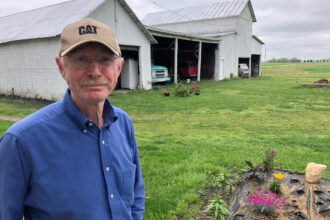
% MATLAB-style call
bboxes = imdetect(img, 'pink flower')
[245,190,285,212]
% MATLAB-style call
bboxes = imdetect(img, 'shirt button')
[102,140,105,144]
[89,122,93,126]
[106,166,110,171]
[83,129,87,133]
[110,194,114,198]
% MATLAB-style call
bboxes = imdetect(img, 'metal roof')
[0,0,156,44]
[142,0,256,26]
[252,35,264,45]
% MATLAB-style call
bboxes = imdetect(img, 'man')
[0,18,145,220]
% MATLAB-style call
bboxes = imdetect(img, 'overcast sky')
[0,0,329,60]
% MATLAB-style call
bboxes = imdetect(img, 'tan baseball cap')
[59,18,121,57]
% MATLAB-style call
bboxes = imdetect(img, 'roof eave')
[252,35,264,45]
[118,0,157,44]
[248,0,257,22]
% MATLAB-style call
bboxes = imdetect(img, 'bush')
[174,83,190,97]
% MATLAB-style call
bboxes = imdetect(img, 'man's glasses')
[66,54,119,69]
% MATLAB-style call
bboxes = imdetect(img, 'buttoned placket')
[82,125,115,204]
[99,127,116,206]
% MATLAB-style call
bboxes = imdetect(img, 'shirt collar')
[63,90,118,130]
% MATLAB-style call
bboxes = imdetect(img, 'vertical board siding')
[0,37,66,100]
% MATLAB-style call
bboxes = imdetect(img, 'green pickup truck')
[151,65,171,84]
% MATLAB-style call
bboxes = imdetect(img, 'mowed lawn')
[0,62,330,219]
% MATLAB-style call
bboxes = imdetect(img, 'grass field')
[0,62,330,219]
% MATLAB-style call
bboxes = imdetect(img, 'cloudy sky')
[0,0,329,60]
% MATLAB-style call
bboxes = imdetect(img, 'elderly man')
[0,18,145,220]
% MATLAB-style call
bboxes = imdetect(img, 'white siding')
[89,0,152,89]
[220,34,238,78]
[237,5,253,57]
[0,38,66,100]
[251,37,263,55]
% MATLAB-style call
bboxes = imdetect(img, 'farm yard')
[0,62,330,219]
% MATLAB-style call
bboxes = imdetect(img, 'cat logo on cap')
[79,25,98,35]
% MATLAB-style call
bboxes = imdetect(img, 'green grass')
[0,62,330,219]
[0,97,45,118]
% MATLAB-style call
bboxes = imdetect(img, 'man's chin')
[82,91,109,102]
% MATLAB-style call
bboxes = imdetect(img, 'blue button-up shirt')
[0,91,145,220]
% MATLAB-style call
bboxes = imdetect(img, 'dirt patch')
[0,115,22,122]
[0,94,54,104]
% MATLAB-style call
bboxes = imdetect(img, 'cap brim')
[60,39,120,57]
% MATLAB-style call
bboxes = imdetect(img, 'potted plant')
[191,82,200,95]
[162,89,170,96]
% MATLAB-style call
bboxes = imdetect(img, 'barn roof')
[142,0,256,26]
[252,35,264,45]
[0,0,156,44]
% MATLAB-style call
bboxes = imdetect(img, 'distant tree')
[290,57,301,62]
[277,57,289,62]
[268,58,277,63]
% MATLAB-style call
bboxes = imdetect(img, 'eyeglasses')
[66,54,119,69]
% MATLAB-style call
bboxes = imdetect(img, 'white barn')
[143,0,264,79]
[0,0,156,100]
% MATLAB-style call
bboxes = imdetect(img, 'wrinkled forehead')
[67,42,115,56]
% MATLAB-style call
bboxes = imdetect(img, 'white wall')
[90,0,152,90]
[251,37,263,55]
[0,37,66,100]
[237,5,253,57]
[220,34,238,78]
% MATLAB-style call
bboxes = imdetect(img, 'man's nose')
[88,60,102,77]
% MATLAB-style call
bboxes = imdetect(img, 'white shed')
[0,0,156,100]
[143,0,264,79]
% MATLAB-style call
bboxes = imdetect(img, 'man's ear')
[55,56,67,80]
[117,57,124,75]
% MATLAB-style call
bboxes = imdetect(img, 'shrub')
[191,82,201,95]
[174,83,190,97]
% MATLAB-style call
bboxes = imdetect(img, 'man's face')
[56,43,124,105]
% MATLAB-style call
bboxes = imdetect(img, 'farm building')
[142,0,264,79]
[0,0,156,100]
[0,0,264,100]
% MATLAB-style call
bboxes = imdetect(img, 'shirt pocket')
[119,164,136,204]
